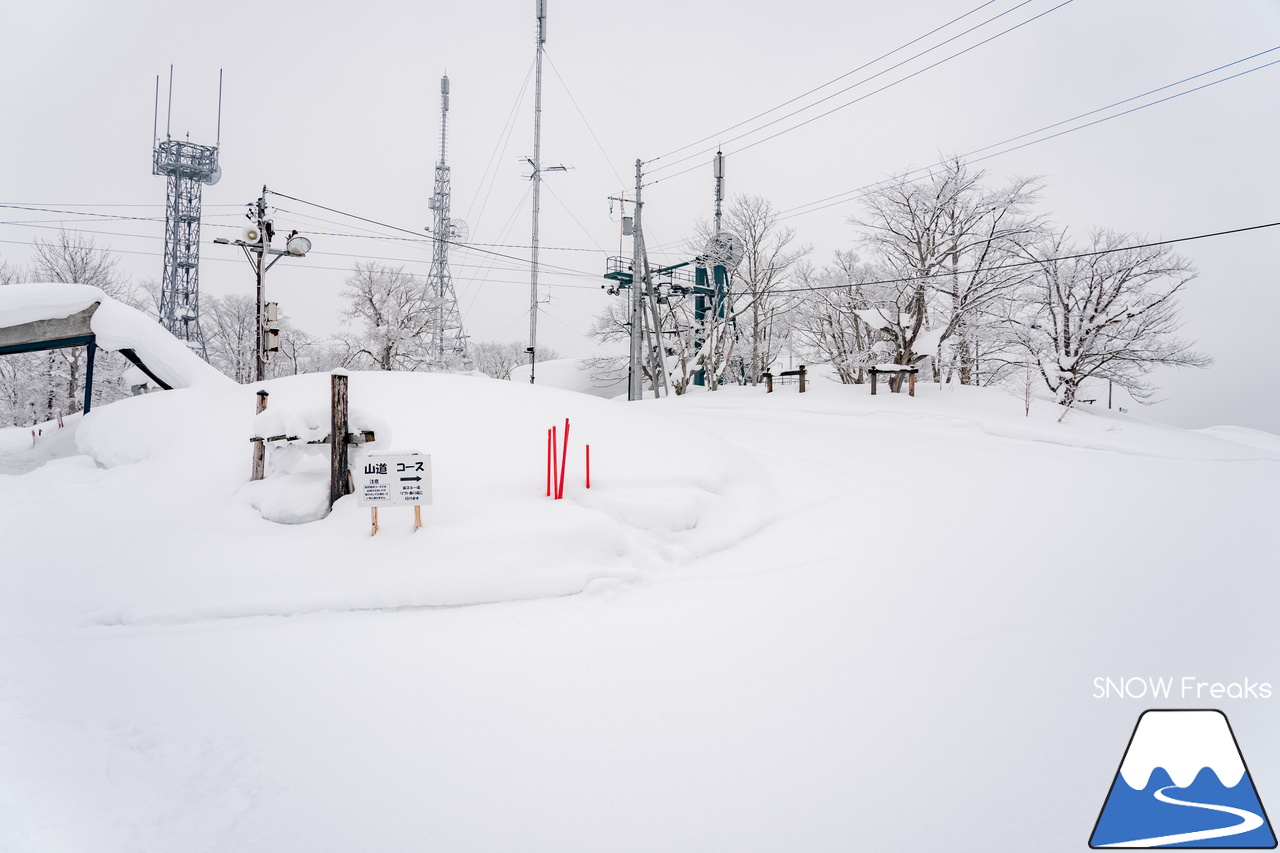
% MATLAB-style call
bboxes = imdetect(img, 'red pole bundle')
[557,419,570,499]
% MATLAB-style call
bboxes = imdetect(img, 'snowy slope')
[1,374,1278,852]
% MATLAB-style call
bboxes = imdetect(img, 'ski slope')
[1,372,1277,851]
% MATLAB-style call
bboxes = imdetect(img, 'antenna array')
[152,67,221,359]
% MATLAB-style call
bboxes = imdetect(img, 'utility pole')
[528,0,547,384]
[253,191,269,382]
[628,159,645,402]
[213,186,311,382]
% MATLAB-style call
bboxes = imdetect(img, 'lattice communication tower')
[152,70,221,359]
[426,75,470,369]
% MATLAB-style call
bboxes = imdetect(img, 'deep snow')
[1,371,1278,851]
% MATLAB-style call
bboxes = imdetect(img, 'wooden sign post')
[352,452,432,536]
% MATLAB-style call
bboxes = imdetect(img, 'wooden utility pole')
[251,389,269,480]
[329,372,350,506]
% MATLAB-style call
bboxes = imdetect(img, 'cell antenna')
[216,68,223,147]
[166,64,174,139]
[152,75,160,146]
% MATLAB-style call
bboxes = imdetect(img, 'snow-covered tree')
[335,262,439,371]
[1,231,138,421]
[850,157,1041,380]
[790,251,884,384]
[1006,229,1210,415]
[471,340,560,380]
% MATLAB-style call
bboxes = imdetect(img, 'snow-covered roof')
[0,283,230,390]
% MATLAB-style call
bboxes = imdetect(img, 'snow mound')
[1,371,773,630]
[509,357,626,398]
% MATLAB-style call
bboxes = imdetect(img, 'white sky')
[2,0,1278,431]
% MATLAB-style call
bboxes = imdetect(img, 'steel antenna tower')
[426,74,469,369]
[152,67,222,359]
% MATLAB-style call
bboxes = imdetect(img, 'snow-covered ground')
[2,372,1277,851]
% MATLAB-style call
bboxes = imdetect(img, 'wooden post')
[330,373,350,507]
[798,365,806,393]
[909,369,916,397]
[870,368,878,395]
[764,372,773,393]
[370,506,379,536]
[252,390,269,481]
[413,505,422,532]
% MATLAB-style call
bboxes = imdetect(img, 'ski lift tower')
[425,74,470,369]
[152,68,222,359]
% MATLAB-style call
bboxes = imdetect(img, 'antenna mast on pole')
[528,0,547,384]
[714,150,725,236]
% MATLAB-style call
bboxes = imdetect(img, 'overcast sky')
[2,0,1278,431]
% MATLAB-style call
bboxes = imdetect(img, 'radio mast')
[152,67,221,359]
[426,74,469,369]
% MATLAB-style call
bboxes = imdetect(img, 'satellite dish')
[242,224,261,244]
[448,218,469,243]
[203,164,222,186]
[704,232,743,269]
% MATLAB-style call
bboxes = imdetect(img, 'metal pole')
[628,159,644,402]
[529,0,547,384]
[255,189,268,383]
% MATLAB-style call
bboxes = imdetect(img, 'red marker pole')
[586,444,590,489]
[557,418,570,500]
[546,428,552,497]
[551,425,558,498]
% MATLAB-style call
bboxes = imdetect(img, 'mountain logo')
[1090,709,1276,848]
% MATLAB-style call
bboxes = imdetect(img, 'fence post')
[330,372,350,507]
[252,389,269,481]
[799,365,806,393]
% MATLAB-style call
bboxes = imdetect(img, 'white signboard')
[353,453,432,507]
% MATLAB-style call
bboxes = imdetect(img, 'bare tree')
[851,157,1041,381]
[17,231,136,417]
[335,262,437,371]
[1007,229,1210,416]
[203,293,259,384]
[791,251,884,384]
[472,340,560,380]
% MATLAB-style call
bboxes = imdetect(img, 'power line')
[646,0,1074,184]
[264,189,600,280]
[645,0,1005,166]
[543,48,627,190]
[775,220,1280,294]
[779,46,1280,220]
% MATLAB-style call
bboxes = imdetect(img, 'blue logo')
[1091,710,1276,848]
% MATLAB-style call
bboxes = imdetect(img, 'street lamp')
[213,185,311,382]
